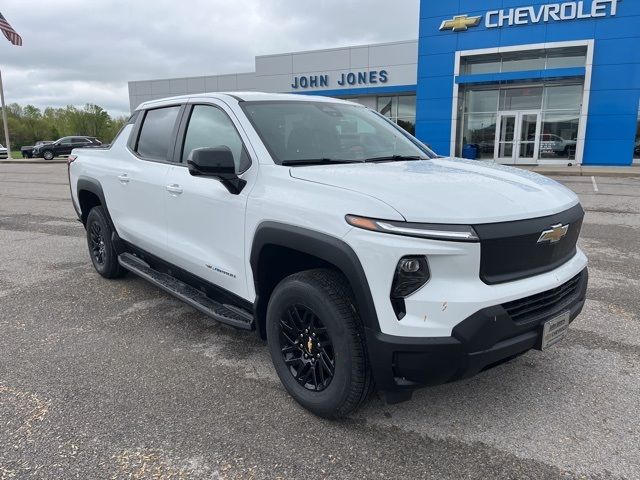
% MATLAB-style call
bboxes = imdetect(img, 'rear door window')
[136,106,181,160]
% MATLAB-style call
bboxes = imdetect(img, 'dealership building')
[129,0,640,166]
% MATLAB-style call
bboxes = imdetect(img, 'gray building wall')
[128,40,417,111]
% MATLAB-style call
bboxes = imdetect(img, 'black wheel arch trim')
[250,222,381,335]
[76,177,116,230]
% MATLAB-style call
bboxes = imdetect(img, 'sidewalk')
[517,165,640,177]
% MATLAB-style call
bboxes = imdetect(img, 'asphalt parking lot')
[0,163,638,480]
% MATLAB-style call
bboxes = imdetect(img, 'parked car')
[33,136,102,160]
[0,144,7,159]
[635,140,640,156]
[21,140,54,158]
[69,93,588,418]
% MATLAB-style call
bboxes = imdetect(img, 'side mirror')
[187,146,246,194]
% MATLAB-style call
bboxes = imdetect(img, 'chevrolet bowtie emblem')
[538,224,569,244]
[440,15,482,32]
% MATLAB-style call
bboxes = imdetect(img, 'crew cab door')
[104,104,184,258]
[163,100,255,300]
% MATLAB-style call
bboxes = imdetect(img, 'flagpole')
[0,68,11,160]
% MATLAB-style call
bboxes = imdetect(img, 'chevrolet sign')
[439,0,621,32]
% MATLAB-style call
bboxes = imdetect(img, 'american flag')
[0,12,22,46]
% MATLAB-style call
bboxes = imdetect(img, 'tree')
[0,102,128,148]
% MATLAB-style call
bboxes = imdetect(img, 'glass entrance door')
[496,114,517,162]
[495,111,541,164]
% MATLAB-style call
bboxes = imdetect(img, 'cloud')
[0,0,419,116]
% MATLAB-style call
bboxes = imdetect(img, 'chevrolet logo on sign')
[439,1,621,33]
[538,224,569,244]
[439,15,482,32]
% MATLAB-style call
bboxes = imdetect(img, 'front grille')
[475,204,584,285]
[503,272,583,323]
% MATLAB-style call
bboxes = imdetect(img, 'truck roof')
[136,91,357,111]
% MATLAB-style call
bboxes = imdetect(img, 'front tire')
[42,150,54,161]
[266,269,373,418]
[86,206,125,279]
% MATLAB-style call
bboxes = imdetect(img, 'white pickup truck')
[68,92,588,418]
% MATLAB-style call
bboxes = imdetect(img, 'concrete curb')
[0,158,67,165]
[516,166,640,178]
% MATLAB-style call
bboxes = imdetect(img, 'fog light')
[399,258,422,273]
[391,256,430,299]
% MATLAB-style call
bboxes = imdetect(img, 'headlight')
[345,215,479,242]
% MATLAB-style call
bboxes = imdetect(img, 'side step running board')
[118,253,254,330]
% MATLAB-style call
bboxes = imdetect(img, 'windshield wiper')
[363,155,425,163]
[281,158,362,166]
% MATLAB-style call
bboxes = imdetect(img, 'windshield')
[240,101,435,165]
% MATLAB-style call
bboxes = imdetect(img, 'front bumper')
[366,268,588,391]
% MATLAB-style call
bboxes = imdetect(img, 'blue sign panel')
[417,0,640,166]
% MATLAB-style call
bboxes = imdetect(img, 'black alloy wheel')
[85,206,125,279]
[279,304,335,392]
[89,221,106,266]
[266,269,374,418]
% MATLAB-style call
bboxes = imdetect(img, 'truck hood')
[289,158,579,224]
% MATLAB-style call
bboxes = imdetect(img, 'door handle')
[166,184,183,195]
[118,174,130,184]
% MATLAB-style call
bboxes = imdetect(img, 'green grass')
[10,150,21,158]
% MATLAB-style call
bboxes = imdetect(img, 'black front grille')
[503,272,583,323]
[475,204,584,285]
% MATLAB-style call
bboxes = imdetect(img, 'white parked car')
[0,144,7,159]
[68,93,588,418]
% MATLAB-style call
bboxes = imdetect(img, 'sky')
[0,0,419,117]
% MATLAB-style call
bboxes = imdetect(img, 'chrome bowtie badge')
[439,15,482,32]
[538,224,569,244]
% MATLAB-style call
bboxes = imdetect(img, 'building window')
[500,87,543,110]
[377,95,416,135]
[457,81,584,160]
[539,113,580,159]
[460,113,498,160]
[501,51,546,73]
[457,88,499,159]
[635,100,640,160]
[460,46,587,76]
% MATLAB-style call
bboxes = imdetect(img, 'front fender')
[250,221,380,333]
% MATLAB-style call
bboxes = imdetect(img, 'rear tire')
[266,269,374,418]
[86,206,125,279]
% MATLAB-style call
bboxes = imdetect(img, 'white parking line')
[591,176,599,193]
